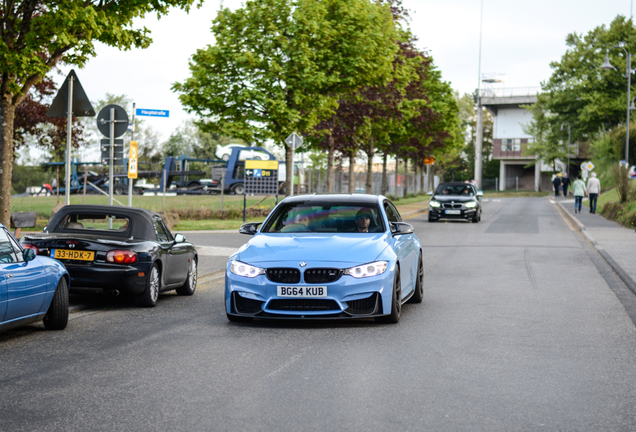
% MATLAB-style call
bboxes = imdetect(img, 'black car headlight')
[230,260,265,278]
[344,261,388,278]
[464,201,477,209]
[429,200,441,208]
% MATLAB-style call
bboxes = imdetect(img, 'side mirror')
[239,222,262,235]
[390,222,414,236]
[174,233,185,243]
[23,248,36,262]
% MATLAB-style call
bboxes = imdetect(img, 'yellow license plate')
[52,249,95,261]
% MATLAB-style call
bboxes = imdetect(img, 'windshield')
[262,203,385,233]
[435,184,476,197]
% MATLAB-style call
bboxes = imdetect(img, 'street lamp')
[600,44,632,164]
[560,121,571,176]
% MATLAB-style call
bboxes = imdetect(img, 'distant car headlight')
[344,261,388,278]
[429,200,441,208]
[230,260,265,278]
[464,201,477,209]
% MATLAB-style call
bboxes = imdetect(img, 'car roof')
[438,182,475,187]
[47,205,159,239]
[280,194,384,205]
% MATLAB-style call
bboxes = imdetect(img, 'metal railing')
[481,86,541,98]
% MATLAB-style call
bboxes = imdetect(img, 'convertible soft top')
[46,205,159,240]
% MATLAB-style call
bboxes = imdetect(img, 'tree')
[174,0,399,194]
[0,0,199,225]
[525,15,636,169]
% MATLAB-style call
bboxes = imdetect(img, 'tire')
[226,313,253,323]
[114,186,124,195]
[43,278,69,330]
[135,264,160,307]
[375,266,401,324]
[408,253,424,304]
[472,211,481,223]
[222,154,230,161]
[176,258,197,296]
[133,187,143,195]
[232,183,245,195]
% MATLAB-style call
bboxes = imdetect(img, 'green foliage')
[11,165,51,195]
[526,15,636,167]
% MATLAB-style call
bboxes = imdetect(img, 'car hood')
[431,195,477,203]
[237,233,390,265]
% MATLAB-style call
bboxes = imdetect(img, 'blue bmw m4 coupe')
[225,194,423,323]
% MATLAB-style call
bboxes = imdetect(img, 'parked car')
[427,182,482,223]
[21,205,198,308]
[216,143,246,161]
[225,194,423,323]
[0,224,70,331]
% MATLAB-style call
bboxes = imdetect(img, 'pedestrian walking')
[572,175,586,214]
[561,173,571,197]
[552,174,562,198]
[587,172,601,214]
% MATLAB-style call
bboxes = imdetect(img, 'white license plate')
[445,209,461,215]
[277,286,327,298]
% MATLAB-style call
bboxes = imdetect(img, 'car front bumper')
[225,260,396,320]
[428,207,477,220]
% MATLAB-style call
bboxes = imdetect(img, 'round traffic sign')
[97,104,129,138]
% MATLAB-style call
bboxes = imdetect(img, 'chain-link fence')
[304,169,433,197]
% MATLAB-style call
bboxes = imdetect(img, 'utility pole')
[474,0,484,190]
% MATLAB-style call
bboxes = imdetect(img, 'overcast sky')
[55,0,633,143]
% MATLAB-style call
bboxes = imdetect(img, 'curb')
[556,200,636,298]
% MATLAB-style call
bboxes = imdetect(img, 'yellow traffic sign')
[424,156,435,165]
[128,141,138,179]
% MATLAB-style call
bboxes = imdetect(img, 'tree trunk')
[285,144,293,195]
[348,151,355,194]
[404,158,409,197]
[327,133,335,193]
[394,156,399,198]
[0,97,16,226]
[381,152,388,195]
[366,138,374,193]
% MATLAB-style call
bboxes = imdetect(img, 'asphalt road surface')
[2,197,636,432]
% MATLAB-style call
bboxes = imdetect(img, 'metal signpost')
[243,160,279,222]
[97,105,129,206]
[46,70,95,205]
[285,133,303,196]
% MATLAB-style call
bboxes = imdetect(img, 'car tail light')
[106,250,138,264]
[23,244,39,255]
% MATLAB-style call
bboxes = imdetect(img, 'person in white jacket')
[587,172,601,214]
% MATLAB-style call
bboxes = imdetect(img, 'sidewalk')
[395,201,428,219]
[556,197,636,297]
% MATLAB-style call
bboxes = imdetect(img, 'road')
[2,197,636,431]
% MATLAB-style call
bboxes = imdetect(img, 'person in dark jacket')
[552,174,562,198]
[561,173,571,197]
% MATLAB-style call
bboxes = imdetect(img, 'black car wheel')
[376,266,401,324]
[472,211,480,223]
[232,183,245,195]
[114,186,124,195]
[43,277,69,330]
[135,264,160,307]
[176,258,197,296]
[408,253,424,304]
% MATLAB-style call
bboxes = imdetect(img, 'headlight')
[464,201,477,209]
[429,200,441,208]
[230,260,265,278]
[344,261,388,278]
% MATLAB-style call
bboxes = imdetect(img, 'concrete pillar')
[499,161,506,191]
[534,160,541,192]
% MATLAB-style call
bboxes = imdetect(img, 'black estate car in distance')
[427,182,482,223]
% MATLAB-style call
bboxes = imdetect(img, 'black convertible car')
[20,205,198,307]
[427,182,482,223]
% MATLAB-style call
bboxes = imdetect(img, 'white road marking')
[195,246,238,256]
[267,347,312,378]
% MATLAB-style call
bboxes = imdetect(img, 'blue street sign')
[136,108,169,117]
